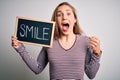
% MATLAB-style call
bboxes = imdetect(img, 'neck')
[58,33,76,50]
[59,33,76,42]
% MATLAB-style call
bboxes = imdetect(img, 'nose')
[62,14,67,20]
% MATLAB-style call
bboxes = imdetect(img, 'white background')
[0,0,120,80]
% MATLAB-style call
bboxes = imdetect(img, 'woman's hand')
[11,36,22,49]
[89,36,102,56]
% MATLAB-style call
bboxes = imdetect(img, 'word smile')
[19,24,50,41]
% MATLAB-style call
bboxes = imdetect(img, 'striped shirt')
[15,35,100,80]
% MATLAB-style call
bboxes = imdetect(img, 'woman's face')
[56,5,76,36]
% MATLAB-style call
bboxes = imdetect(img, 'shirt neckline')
[57,35,77,51]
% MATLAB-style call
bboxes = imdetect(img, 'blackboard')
[15,16,55,48]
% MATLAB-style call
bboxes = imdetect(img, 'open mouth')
[62,23,69,32]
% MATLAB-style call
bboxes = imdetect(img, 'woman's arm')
[85,36,102,79]
[11,36,48,74]
[85,47,101,79]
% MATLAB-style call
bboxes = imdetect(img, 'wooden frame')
[15,16,55,48]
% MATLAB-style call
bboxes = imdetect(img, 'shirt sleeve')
[15,45,48,74]
[84,36,101,79]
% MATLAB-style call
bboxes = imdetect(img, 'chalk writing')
[19,24,50,40]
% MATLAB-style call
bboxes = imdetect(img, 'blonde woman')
[12,2,102,80]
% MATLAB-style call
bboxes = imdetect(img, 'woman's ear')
[74,18,77,25]
[74,18,77,24]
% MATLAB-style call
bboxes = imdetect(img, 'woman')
[11,2,102,80]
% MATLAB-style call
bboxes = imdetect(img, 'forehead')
[57,5,73,12]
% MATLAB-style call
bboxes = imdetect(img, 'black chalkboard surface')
[15,16,55,47]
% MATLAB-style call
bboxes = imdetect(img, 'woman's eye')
[56,13,62,17]
[67,13,71,16]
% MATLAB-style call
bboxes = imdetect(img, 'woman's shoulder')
[77,35,89,41]
[76,35,89,45]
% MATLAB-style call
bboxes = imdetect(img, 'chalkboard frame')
[14,16,55,48]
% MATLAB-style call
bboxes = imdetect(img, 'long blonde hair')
[51,2,84,39]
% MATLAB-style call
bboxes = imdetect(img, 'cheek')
[72,17,76,23]
[71,14,76,22]
[55,20,60,29]
[56,18,62,26]
[70,18,76,27]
